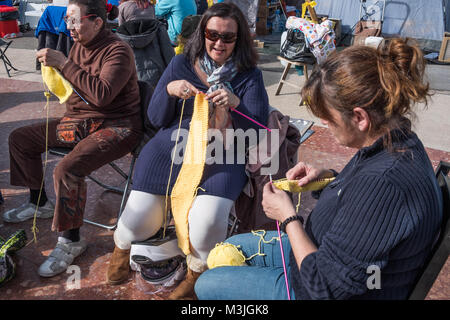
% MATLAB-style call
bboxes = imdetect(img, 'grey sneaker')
[2,201,54,223]
[38,237,87,277]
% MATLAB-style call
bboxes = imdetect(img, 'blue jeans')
[195,231,296,300]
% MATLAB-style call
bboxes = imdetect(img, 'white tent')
[314,0,449,51]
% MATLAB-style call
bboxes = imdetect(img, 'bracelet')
[280,215,304,233]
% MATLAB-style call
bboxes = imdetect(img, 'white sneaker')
[38,237,87,277]
[2,201,55,223]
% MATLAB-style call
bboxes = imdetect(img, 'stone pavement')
[0,31,449,300]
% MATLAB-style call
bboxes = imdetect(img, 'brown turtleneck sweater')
[61,28,140,120]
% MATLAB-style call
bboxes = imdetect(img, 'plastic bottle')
[295,9,301,17]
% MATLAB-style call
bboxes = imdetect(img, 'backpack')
[280,28,316,64]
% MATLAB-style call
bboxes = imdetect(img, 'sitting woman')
[195,38,443,300]
[4,0,142,277]
[118,0,155,26]
[107,2,269,300]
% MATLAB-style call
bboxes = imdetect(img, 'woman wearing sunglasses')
[107,2,269,299]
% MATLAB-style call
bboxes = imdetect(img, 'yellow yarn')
[206,230,281,269]
[272,177,335,193]
[171,93,209,255]
[41,64,73,104]
[272,177,335,214]
[207,243,247,269]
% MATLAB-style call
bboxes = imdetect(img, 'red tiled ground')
[0,78,449,300]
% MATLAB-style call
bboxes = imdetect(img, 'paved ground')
[0,31,449,300]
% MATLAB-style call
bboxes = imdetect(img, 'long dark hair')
[184,2,258,72]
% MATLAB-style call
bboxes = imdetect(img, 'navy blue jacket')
[290,129,443,300]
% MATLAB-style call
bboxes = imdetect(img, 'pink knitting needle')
[276,220,291,300]
[230,107,272,132]
[270,175,291,300]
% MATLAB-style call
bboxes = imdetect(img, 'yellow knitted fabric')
[272,177,335,193]
[171,93,209,255]
[41,64,73,104]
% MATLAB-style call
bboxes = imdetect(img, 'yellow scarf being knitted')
[171,93,209,255]
[41,64,73,104]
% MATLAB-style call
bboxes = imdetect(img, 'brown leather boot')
[168,267,202,300]
[106,246,130,285]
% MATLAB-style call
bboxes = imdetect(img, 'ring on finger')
[183,88,190,94]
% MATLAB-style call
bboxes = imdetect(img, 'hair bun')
[379,38,424,79]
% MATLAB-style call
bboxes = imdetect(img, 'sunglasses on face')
[63,14,97,28]
[204,28,237,44]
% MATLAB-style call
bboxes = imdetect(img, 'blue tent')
[314,0,450,50]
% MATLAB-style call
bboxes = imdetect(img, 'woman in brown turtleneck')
[4,0,142,278]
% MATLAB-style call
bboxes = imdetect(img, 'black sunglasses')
[204,28,237,44]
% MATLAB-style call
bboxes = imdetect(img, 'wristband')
[280,215,304,233]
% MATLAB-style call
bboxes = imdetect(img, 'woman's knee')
[189,195,233,229]
[9,127,30,151]
[194,268,224,300]
[114,191,164,248]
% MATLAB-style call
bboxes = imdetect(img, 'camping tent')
[314,0,450,51]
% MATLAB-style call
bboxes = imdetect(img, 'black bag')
[280,28,316,64]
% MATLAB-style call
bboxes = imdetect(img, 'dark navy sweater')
[290,129,443,300]
[132,54,269,200]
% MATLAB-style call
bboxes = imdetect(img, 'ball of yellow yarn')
[207,243,247,269]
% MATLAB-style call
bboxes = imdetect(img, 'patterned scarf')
[199,52,238,94]
[199,53,238,144]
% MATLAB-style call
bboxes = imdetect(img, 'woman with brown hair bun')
[195,38,443,300]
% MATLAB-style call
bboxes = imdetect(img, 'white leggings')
[114,190,233,268]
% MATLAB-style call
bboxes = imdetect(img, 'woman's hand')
[205,88,240,111]
[286,162,335,187]
[166,80,200,99]
[262,182,296,223]
[36,48,68,70]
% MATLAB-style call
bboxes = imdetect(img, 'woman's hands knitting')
[167,80,200,99]
[286,162,335,187]
[36,48,68,71]
[206,87,240,111]
[262,182,296,223]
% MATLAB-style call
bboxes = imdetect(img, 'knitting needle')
[71,87,89,105]
[230,107,272,132]
[276,220,291,300]
[54,68,89,105]
[269,173,291,300]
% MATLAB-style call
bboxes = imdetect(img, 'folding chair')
[409,161,450,299]
[0,38,17,77]
[48,80,155,230]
